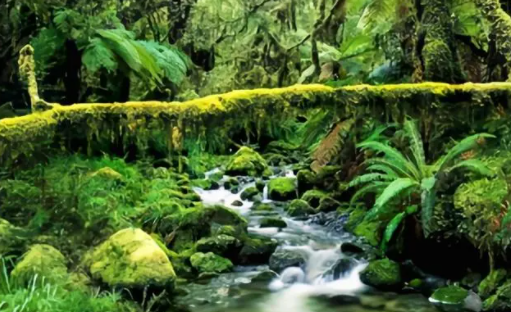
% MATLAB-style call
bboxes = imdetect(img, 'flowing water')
[187,168,447,312]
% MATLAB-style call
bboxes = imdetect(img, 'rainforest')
[2,0,511,311]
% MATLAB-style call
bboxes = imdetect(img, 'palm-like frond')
[366,178,419,220]
[82,38,118,73]
[137,41,189,85]
[434,133,496,172]
[357,0,398,33]
[366,164,400,178]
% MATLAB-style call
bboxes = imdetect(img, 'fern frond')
[350,181,388,205]
[311,118,355,172]
[448,159,495,177]
[298,109,334,148]
[366,164,400,178]
[404,119,426,173]
[96,29,143,73]
[82,38,118,73]
[366,178,419,220]
[359,141,419,179]
[357,0,398,33]
[381,211,406,251]
[364,158,414,179]
[137,41,189,85]
[348,173,393,188]
[434,133,496,172]
[420,176,436,237]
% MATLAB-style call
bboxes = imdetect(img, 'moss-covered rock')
[11,244,69,286]
[260,217,287,228]
[239,236,278,264]
[430,285,469,305]
[268,177,297,200]
[225,147,272,177]
[479,269,507,299]
[253,203,274,211]
[301,189,329,208]
[195,234,242,259]
[354,220,382,246]
[191,178,219,190]
[317,196,341,212]
[269,249,306,272]
[255,179,266,192]
[297,169,317,194]
[224,177,240,190]
[87,228,176,289]
[360,259,402,290]
[190,252,233,273]
[285,199,315,217]
[240,186,260,201]
[0,218,27,255]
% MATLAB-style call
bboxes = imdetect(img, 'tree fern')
[137,41,189,85]
[82,38,118,73]
[357,0,398,33]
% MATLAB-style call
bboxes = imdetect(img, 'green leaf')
[137,41,189,85]
[381,211,405,251]
[404,119,426,173]
[434,133,496,172]
[350,181,388,205]
[82,38,118,73]
[96,29,142,73]
[367,178,419,220]
[357,0,398,34]
[358,141,420,180]
[420,176,437,237]
[448,159,495,177]
[349,173,393,188]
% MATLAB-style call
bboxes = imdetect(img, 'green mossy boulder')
[354,220,382,247]
[87,228,176,289]
[360,259,402,290]
[260,217,287,228]
[317,196,341,212]
[11,244,69,286]
[238,236,278,264]
[285,199,315,217]
[430,286,468,305]
[190,252,233,274]
[195,234,242,259]
[225,147,272,177]
[256,179,266,192]
[224,177,240,190]
[479,269,507,299]
[297,169,317,194]
[253,203,274,211]
[268,177,297,201]
[240,186,260,201]
[301,189,328,208]
[0,218,27,255]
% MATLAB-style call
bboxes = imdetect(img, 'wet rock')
[268,177,297,200]
[240,186,260,201]
[319,294,361,306]
[317,196,342,212]
[252,270,279,282]
[253,203,274,211]
[11,244,69,286]
[195,234,242,259]
[297,169,317,194]
[225,147,272,177]
[478,269,507,299]
[301,190,329,208]
[224,177,239,190]
[323,258,359,280]
[231,200,244,207]
[238,236,278,264]
[87,228,176,289]
[430,286,481,312]
[360,258,402,290]
[385,294,439,312]
[340,242,364,255]
[269,249,306,272]
[260,217,287,228]
[255,179,266,192]
[285,199,315,217]
[462,272,482,290]
[190,252,233,274]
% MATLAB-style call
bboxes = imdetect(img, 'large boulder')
[11,244,69,285]
[285,199,315,217]
[296,169,317,194]
[190,252,233,273]
[225,147,272,177]
[87,228,176,289]
[238,236,278,264]
[360,259,402,290]
[301,190,329,208]
[268,177,297,201]
[260,217,287,228]
[240,186,260,201]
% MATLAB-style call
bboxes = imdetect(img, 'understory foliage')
[349,119,495,250]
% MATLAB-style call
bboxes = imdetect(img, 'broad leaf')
[366,178,419,220]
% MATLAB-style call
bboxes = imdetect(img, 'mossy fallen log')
[1,81,510,168]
